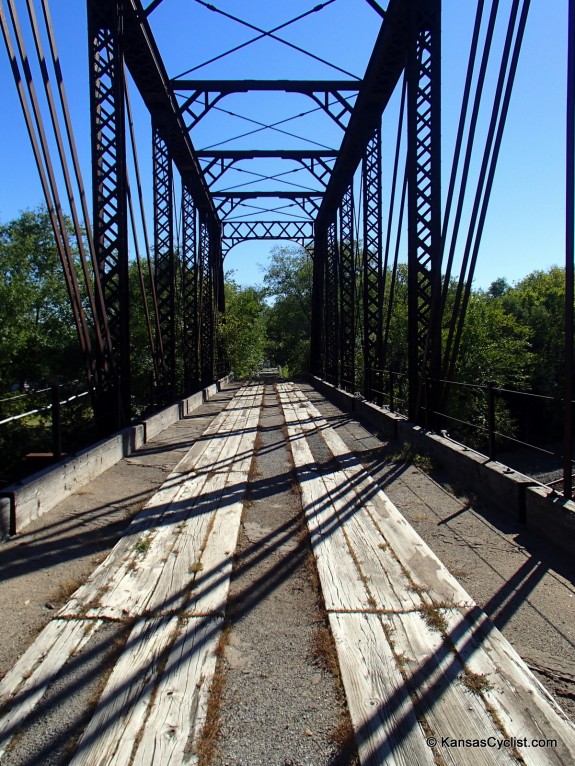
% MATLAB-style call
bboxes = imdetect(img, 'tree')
[263,245,312,375]
[0,207,84,391]
[499,266,566,396]
[220,276,267,378]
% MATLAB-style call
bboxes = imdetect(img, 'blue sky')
[0,0,571,290]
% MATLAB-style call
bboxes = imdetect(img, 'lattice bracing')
[222,220,314,256]
[324,219,339,385]
[88,0,129,423]
[199,214,215,386]
[339,184,355,392]
[153,126,176,401]
[407,2,442,422]
[362,127,383,403]
[182,185,199,393]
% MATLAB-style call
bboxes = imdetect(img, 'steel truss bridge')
[1,0,574,493]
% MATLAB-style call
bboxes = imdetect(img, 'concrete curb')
[0,373,234,539]
[308,375,575,557]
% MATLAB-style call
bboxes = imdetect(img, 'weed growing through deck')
[460,669,493,695]
[420,603,448,634]
[133,537,151,555]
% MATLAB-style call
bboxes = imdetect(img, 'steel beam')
[311,226,327,378]
[172,80,360,128]
[88,0,130,427]
[153,126,176,401]
[315,0,408,231]
[197,151,337,187]
[324,219,339,385]
[339,185,355,391]
[407,0,442,423]
[182,184,199,394]
[214,192,322,219]
[121,0,217,222]
[199,213,215,386]
[222,220,314,255]
[362,127,384,403]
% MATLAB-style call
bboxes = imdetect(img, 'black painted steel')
[182,185,200,395]
[153,126,176,402]
[362,127,383,403]
[324,219,339,385]
[88,0,130,426]
[222,220,314,256]
[339,184,355,392]
[199,213,215,387]
[565,0,575,499]
[407,0,442,423]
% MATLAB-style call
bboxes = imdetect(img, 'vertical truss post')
[311,225,327,378]
[565,0,575,499]
[199,212,215,387]
[339,184,355,392]
[153,125,176,402]
[182,184,199,394]
[407,0,442,423]
[213,223,226,379]
[362,126,383,404]
[325,219,339,385]
[88,0,129,428]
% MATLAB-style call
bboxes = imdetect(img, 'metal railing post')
[487,381,496,460]
[51,385,62,460]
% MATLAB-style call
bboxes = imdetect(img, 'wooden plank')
[286,386,473,608]
[131,471,228,618]
[69,617,179,766]
[321,469,422,613]
[280,394,370,612]
[448,607,575,766]
[0,619,102,751]
[329,612,435,766]
[129,616,222,765]
[63,385,264,621]
[386,611,516,766]
[185,473,247,617]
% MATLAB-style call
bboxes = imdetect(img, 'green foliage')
[220,276,267,378]
[263,245,312,375]
[0,207,84,390]
[498,266,566,396]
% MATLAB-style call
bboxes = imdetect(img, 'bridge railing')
[369,369,574,497]
[0,381,96,487]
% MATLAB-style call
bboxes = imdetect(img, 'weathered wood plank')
[69,617,179,766]
[0,619,102,751]
[130,616,222,765]
[280,393,370,612]
[287,388,474,609]
[321,468,422,612]
[386,611,516,766]
[142,471,229,617]
[448,607,575,766]
[329,612,435,766]
[63,385,264,621]
[185,473,247,617]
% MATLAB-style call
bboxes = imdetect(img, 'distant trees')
[263,245,312,375]
[220,277,267,378]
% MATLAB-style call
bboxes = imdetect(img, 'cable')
[177,0,359,80]
[201,104,334,151]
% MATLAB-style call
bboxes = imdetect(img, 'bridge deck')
[0,381,574,765]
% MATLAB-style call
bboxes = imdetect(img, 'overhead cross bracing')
[1,0,574,496]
